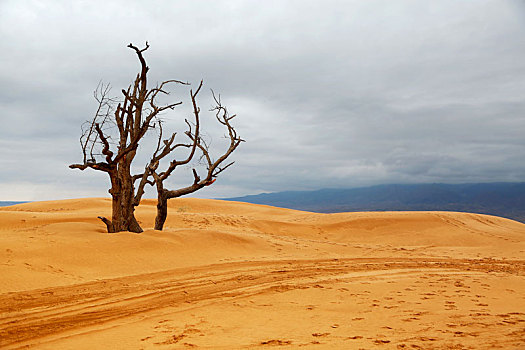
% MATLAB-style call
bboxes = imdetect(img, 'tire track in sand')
[1,257,523,348]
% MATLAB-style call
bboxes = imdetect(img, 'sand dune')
[1,198,524,349]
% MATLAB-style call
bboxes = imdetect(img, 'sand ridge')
[1,198,524,349]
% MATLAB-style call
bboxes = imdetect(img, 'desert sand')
[0,198,524,349]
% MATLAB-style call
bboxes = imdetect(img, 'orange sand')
[0,198,524,349]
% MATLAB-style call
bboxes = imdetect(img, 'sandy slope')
[0,198,524,349]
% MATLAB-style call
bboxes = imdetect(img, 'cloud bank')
[1,0,524,200]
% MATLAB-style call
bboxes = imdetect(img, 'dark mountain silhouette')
[223,183,525,223]
[0,201,28,207]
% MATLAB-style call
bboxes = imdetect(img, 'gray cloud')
[1,0,525,200]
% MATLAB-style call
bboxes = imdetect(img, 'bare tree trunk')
[105,197,141,233]
[109,197,142,233]
[154,190,168,231]
[110,178,142,233]
[99,162,143,233]
[153,182,204,231]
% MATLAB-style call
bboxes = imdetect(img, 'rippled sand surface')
[1,198,524,349]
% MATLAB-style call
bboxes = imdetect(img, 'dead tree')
[134,87,243,231]
[71,42,242,233]
[70,42,187,233]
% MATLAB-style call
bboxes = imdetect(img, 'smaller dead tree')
[135,85,243,231]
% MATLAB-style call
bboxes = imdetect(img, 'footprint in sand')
[154,334,186,345]
[347,335,363,340]
[260,339,292,345]
[312,332,330,337]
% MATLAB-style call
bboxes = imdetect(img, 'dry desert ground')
[0,198,524,349]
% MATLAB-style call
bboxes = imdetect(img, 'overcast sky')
[1,0,525,201]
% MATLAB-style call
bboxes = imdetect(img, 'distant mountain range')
[223,183,525,223]
[0,201,28,207]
